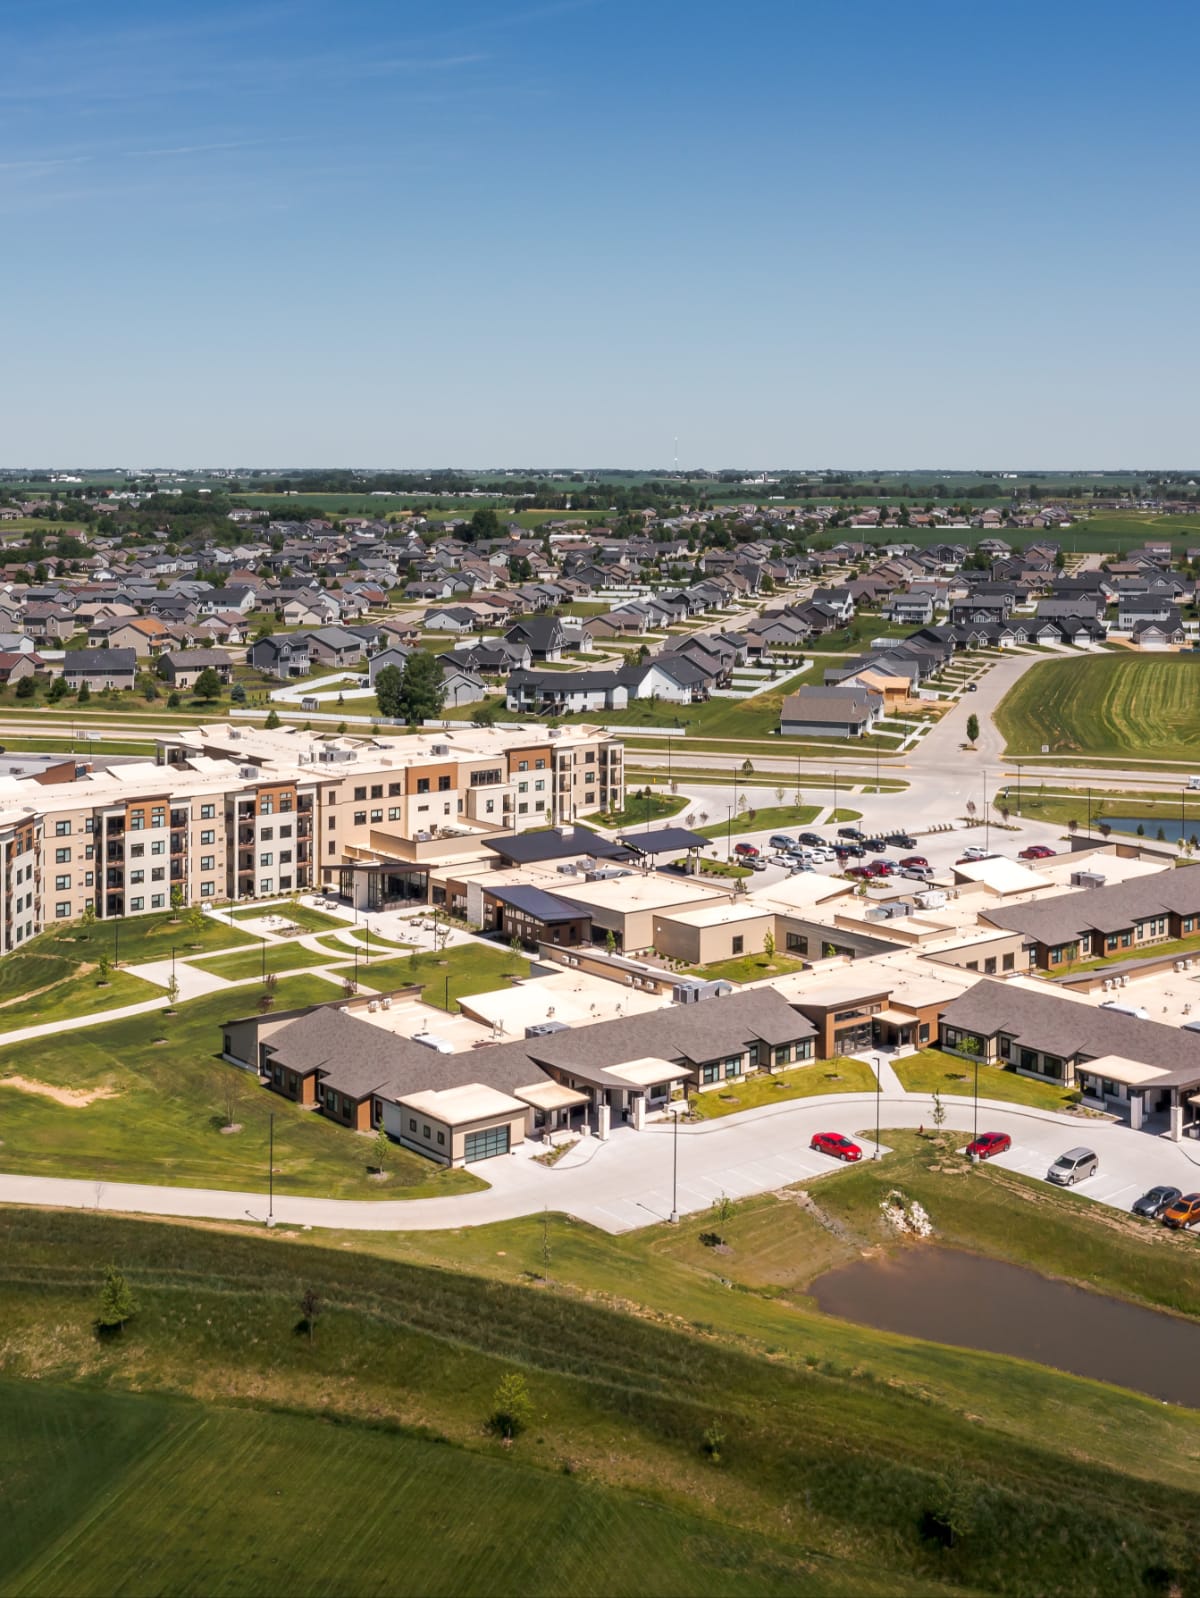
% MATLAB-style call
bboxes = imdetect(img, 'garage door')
[464,1125,510,1163]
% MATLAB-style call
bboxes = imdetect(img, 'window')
[328,816,336,830]
[280,825,292,838]
[201,856,214,871]
[55,847,70,863]
[437,1130,445,1146]
[1002,952,1015,972]
[200,804,215,819]
[151,894,164,909]
[84,872,93,887]
[535,759,545,770]
[151,840,164,855]
[354,786,367,801]
[785,932,808,953]
[388,807,401,821]
[130,896,144,911]
[517,760,528,772]
[408,1117,417,1132]
[201,830,215,845]
[260,827,273,841]
[731,936,744,955]
[438,776,451,792]
[151,867,165,882]
[130,870,144,885]
[416,778,430,794]
[422,1124,431,1140]
[534,780,545,792]
[55,874,70,891]
[55,820,70,836]
[389,782,401,796]
[724,1055,743,1078]
[701,1062,720,1085]
[370,784,382,799]
[353,811,366,825]
[260,878,273,894]
[56,902,71,919]
[130,813,144,830]
[518,781,528,794]
[201,882,214,897]
[131,843,145,859]
[370,809,382,823]
[260,852,273,867]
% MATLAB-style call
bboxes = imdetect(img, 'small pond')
[810,1246,1200,1405]
[1107,816,1196,842]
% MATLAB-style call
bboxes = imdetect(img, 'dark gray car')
[1133,1185,1181,1219]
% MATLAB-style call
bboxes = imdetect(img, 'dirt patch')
[219,1123,244,1136]
[0,1074,117,1107]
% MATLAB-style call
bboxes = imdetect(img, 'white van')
[1188,775,1200,791]
[1046,1147,1099,1187]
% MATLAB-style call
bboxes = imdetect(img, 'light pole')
[973,1054,980,1146]
[267,1112,275,1226]
[833,768,839,821]
[260,938,266,984]
[873,1054,882,1160]
[669,1100,680,1223]
[982,768,989,852]
[1016,761,1022,816]
[1087,787,1092,837]
[725,803,733,861]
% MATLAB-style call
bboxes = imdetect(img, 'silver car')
[1046,1147,1099,1186]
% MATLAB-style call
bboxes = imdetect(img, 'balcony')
[238,827,255,846]
[170,831,187,854]
[105,843,125,863]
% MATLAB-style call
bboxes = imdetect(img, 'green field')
[696,803,822,841]
[594,790,688,829]
[687,1057,878,1118]
[191,942,347,981]
[6,1153,1200,1598]
[2,1385,823,1598]
[227,902,350,933]
[891,1049,1079,1111]
[0,976,480,1199]
[996,654,1200,763]
[361,942,530,1009]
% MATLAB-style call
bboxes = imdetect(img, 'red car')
[1019,845,1054,861]
[900,855,930,870]
[733,842,759,858]
[845,865,873,879]
[810,1131,863,1163]
[866,860,894,877]
[966,1131,1011,1161]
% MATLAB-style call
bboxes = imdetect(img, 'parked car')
[966,682,978,692]
[798,832,825,847]
[966,1131,1011,1161]
[834,843,866,859]
[733,842,759,858]
[901,867,932,881]
[769,834,795,850]
[1019,844,1054,861]
[864,837,888,852]
[837,826,865,841]
[1046,1147,1099,1187]
[808,847,835,863]
[960,846,991,861]
[866,860,894,877]
[769,853,793,868]
[846,865,873,879]
[887,832,918,848]
[789,861,814,874]
[749,857,767,872]
[1162,1193,1200,1230]
[1133,1185,1182,1219]
[810,1131,862,1163]
[900,855,930,870]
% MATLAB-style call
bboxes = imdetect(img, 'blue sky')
[2,0,1197,467]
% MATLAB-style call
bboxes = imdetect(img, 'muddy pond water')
[810,1246,1200,1406]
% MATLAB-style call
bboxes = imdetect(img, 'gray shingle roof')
[984,869,1200,945]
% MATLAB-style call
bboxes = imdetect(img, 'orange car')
[1162,1193,1200,1230]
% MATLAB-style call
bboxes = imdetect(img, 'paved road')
[4,1091,1196,1235]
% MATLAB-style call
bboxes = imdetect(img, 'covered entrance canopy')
[323,859,428,910]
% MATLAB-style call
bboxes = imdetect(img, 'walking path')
[2,1091,1194,1235]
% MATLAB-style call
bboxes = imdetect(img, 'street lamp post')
[261,938,266,984]
[1087,787,1092,837]
[267,1112,275,1226]
[669,1101,680,1223]
[1016,761,1022,815]
[725,803,733,861]
[982,768,989,852]
[873,1054,882,1160]
[973,1054,980,1146]
[833,769,839,821]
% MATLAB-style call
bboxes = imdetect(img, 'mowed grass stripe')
[997,654,1200,762]
[10,1399,836,1598]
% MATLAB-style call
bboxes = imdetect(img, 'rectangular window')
[260,827,273,841]
[151,867,165,881]
[353,811,366,825]
[201,882,214,897]
[260,852,273,867]
[388,782,401,796]
[55,847,70,863]
[130,870,144,885]
[55,874,70,890]
[731,935,744,955]
[201,856,214,871]
[354,786,367,801]
[260,878,273,894]
[201,804,215,819]
[130,896,144,911]
[388,807,401,821]
[370,809,382,823]
[55,820,70,835]
[724,1055,742,1077]
[438,776,451,792]
[701,1062,720,1085]
[131,843,145,859]
[56,902,71,919]
[437,1130,446,1146]
[151,894,164,909]
[151,840,164,855]
[201,830,214,845]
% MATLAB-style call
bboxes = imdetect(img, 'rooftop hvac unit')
[431,742,449,756]
[413,1032,454,1053]
[381,997,392,1009]
[525,1020,570,1037]
[556,863,578,875]
[239,766,257,779]
[368,1000,379,1012]
[1070,871,1107,889]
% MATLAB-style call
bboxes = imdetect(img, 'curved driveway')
[3,1091,1197,1234]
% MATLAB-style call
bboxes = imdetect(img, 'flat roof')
[1079,1054,1170,1087]
[657,900,774,929]
[954,857,1052,894]
[617,826,709,855]
[512,1080,590,1111]
[560,872,727,913]
[398,1083,526,1123]
[605,1056,694,1087]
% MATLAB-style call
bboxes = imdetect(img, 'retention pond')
[810,1246,1200,1405]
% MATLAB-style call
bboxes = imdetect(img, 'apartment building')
[0,722,624,938]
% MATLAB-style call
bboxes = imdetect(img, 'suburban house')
[504,616,565,661]
[248,635,312,678]
[506,668,629,715]
[159,649,234,689]
[779,684,883,738]
[62,648,138,691]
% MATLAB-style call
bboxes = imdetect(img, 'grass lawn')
[191,943,347,981]
[593,790,688,829]
[688,951,808,983]
[693,856,752,879]
[360,942,531,1010]
[1,1384,823,1598]
[227,902,350,932]
[4,1180,1200,1598]
[52,909,255,965]
[0,966,156,1035]
[0,975,481,1198]
[891,1048,1078,1112]
[994,781,1200,838]
[687,1058,879,1119]
[696,803,821,841]
[996,654,1200,763]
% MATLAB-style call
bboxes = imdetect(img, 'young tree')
[763,929,776,960]
[187,904,205,936]
[371,1128,391,1175]
[298,1286,320,1344]
[194,666,223,702]
[47,674,68,703]
[490,1372,532,1440]
[931,1089,947,1135]
[965,713,980,745]
[165,972,181,1011]
[95,1264,136,1334]
[265,707,281,729]
[230,681,247,703]
[167,690,181,708]
[221,1071,242,1130]
[95,953,111,985]
[80,901,96,932]
[77,681,91,704]
[170,885,184,921]
[14,672,35,700]
[604,929,617,955]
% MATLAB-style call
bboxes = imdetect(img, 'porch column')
[1129,1092,1144,1132]
[631,1095,646,1131]
[1169,1089,1183,1143]
[596,1102,611,1141]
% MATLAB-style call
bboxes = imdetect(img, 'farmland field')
[995,654,1200,762]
